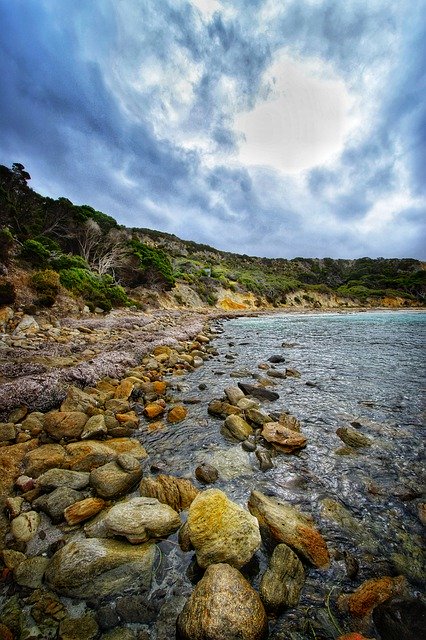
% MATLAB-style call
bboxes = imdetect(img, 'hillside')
[1,162,425,315]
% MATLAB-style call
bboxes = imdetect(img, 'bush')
[21,239,50,266]
[59,268,129,311]
[0,227,14,264]
[30,269,60,307]
[51,253,88,271]
[0,278,16,306]
[130,239,175,289]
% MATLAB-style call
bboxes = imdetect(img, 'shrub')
[21,239,50,266]
[51,253,88,271]
[130,239,175,289]
[0,227,14,264]
[59,268,129,311]
[30,269,60,307]
[0,278,16,306]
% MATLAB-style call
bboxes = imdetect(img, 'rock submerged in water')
[177,563,268,640]
[259,543,305,611]
[185,488,261,568]
[195,463,219,484]
[45,538,156,598]
[238,383,279,401]
[261,422,307,453]
[248,490,330,568]
[338,575,407,618]
[336,426,372,448]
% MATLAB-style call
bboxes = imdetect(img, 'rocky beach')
[0,306,424,640]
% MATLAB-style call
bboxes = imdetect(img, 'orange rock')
[153,380,167,395]
[147,421,165,432]
[115,411,139,426]
[64,497,106,525]
[337,634,371,640]
[167,405,188,423]
[114,378,134,400]
[144,403,165,419]
[344,575,407,618]
[261,422,307,453]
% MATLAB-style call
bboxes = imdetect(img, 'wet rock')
[210,446,253,479]
[242,438,257,452]
[167,405,188,423]
[343,551,359,580]
[259,543,305,611]
[285,368,301,378]
[195,463,219,484]
[338,575,407,618]
[58,614,99,640]
[60,386,98,413]
[139,474,199,511]
[11,510,40,542]
[418,502,426,525]
[23,443,66,477]
[29,588,67,624]
[90,459,143,499]
[237,397,260,410]
[177,563,268,640]
[33,486,84,522]
[43,411,88,441]
[144,402,165,419]
[115,595,157,624]
[245,407,272,426]
[102,629,137,640]
[336,427,372,448]
[115,410,139,427]
[186,488,261,568]
[255,448,274,471]
[14,556,50,588]
[261,422,307,453]
[238,382,279,401]
[222,414,254,441]
[81,414,108,439]
[45,538,156,598]
[65,438,147,471]
[86,496,181,543]
[266,369,287,379]
[278,413,301,431]
[248,490,330,568]
[373,597,426,640]
[268,355,286,363]
[208,399,242,418]
[224,386,246,405]
[336,635,370,640]
[36,468,90,491]
[64,496,106,525]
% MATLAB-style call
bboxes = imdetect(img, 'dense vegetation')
[0,162,424,311]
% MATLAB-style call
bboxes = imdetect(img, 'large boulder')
[248,490,330,568]
[60,386,98,413]
[23,444,66,477]
[185,489,261,568]
[139,474,199,512]
[45,538,156,598]
[43,411,88,441]
[221,414,254,441]
[90,458,143,499]
[261,422,307,453]
[65,438,147,471]
[177,563,268,640]
[36,468,90,491]
[259,543,305,611]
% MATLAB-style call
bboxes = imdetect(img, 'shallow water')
[143,310,425,638]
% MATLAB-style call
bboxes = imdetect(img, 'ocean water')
[145,310,426,638]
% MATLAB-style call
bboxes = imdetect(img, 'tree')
[76,219,129,277]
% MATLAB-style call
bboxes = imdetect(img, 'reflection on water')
[142,311,425,637]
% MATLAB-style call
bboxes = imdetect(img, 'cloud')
[0,0,424,260]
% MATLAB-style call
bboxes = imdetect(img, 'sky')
[0,0,425,260]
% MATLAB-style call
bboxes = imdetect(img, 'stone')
[64,497,106,525]
[36,468,90,491]
[259,543,305,611]
[33,486,83,522]
[23,443,66,477]
[167,405,188,423]
[242,438,257,452]
[337,635,370,640]
[177,563,268,640]
[14,556,50,588]
[86,496,181,543]
[266,369,287,379]
[144,402,165,419]
[285,368,301,378]
[221,414,254,441]
[21,414,44,436]
[261,422,307,453]
[195,463,219,484]
[114,378,135,400]
[0,422,16,441]
[248,490,330,568]
[65,438,147,471]
[81,414,108,439]
[58,615,99,640]
[43,411,88,441]
[237,397,259,410]
[60,386,98,412]
[373,597,426,640]
[11,511,40,543]
[45,538,156,598]
[90,460,143,499]
[2,549,26,569]
[224,386,246,405]
[105,398,131,413]
[5,496,24,518]
[115,595,157,624]
[238,382,279,401]
[278,413,302,431]
[208,399,242,418]
[13,314,39,334]
[255,448,274,471]
[336,427,372,448]
[15,474,35,492]
[186,488,261,568]
[339,575,407,618]
[245,407,272,426]
[115,411,139,427]
[139,474,199,512]
[268,355,286,363]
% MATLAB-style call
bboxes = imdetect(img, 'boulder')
[336,427,372,448]
[195,463,219,484]
[144,402,165,419]
[64,497,106,525]
[139,474,199,512]
[268,355,285,363]
[221,414,254,441]
[167,405,187,423]
[259,543,305,611]
[65,438,147,471]
[43,411,88,441]
[58,615,99,640]
[14,556,50,588]
[11,511,40,543]
[238,382,279,401]
[33,486,83,522]
[85,497,181,543]
[90,460,143,499]
[177,563,268,640]
[261,422,307,453]
[60,386,98,413]
[45,538,156,598]
[208,399,242,418]
[245,408,272,426]
[23,443,66,477]
[248,490,330,568]
[81,414,107,439]
[339,575,407,618]
[186,488,261,568]
[114,378,135,400]
[224,386,246,405]
[36,468,90,491]
[278,413,301,431]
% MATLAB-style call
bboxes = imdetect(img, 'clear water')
[144,310,425,638]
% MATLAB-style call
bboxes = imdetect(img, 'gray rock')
[256,448,274,471]
[11,511,40,543]
[336,426,372,448]
[260,543,305,611]
[14,556,50,588]
[90,460,143,499]
[224,386,246,405]
[238,383,279,401]
[81,414,108,439]
[33,486,84,522]
[45,538,156,598]
[36,468,90,491]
